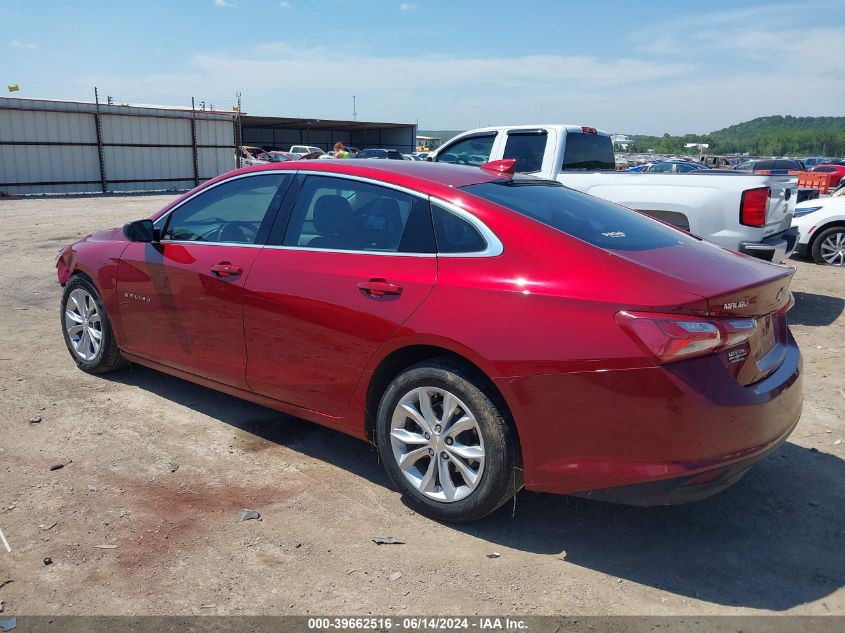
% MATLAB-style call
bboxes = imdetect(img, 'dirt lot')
[0,194,843,616]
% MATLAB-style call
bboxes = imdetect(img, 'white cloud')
[213,0,237,7]
[79,8,845,135]
[399,3,417,10]
[279,1,291,7]
[11,39,39,49]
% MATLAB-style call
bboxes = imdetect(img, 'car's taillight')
[616,312,757,363]
[740,187,769,227]
[581,126,598,134]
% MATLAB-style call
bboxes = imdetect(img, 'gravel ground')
[0,194,843,616]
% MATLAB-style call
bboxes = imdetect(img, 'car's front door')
[116,173,291,388]
[243,174,438,418]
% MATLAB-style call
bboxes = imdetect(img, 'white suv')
[792,196,845,266]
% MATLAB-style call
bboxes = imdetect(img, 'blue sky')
[3,0,844,134]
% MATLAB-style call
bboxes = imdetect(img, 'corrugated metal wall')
[0,97,237,195]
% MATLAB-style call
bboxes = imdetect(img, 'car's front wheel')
[376,359,521,523]
[811,226,845,266]
[61,275,128,373]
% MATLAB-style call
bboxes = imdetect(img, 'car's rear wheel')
[811,226,845,266]
[376,359,521,523]
[61,276,128,373]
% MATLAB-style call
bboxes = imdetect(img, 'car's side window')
[282,175,436,253]
[503,131,547,173]
[162,174,289,244]
[435,134,496,166]
[431,203,487,253]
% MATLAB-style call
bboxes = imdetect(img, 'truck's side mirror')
[123,219,156,243]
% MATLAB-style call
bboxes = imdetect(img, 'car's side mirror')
[123,219,156,243]
[426,156,433,162]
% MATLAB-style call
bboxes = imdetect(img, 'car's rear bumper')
[739,227,800,262]
[497,332,802,498]
[571,418,795,506]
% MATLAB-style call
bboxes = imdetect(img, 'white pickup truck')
[429,124,800,262]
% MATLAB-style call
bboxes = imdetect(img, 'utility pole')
[93,87,107,193]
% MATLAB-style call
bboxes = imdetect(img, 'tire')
[376,359,522,523]
[60,275,129,373]
[810,226,845,266]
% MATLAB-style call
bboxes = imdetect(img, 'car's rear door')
[243,173,437,417]
[116,173,292,388]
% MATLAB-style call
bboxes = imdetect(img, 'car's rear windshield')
[462,180,691,252]
[562,132,615,170]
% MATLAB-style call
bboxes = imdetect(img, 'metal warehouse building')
[0,97,237,195]
[0,97,417,195]
[240,115,416,155]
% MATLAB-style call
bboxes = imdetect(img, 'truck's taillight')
[581,126,598,134]
[616,312,757,363]
[740,187,769,227]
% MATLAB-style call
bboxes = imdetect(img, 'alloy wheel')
[389,387,485,503]
[820,231,845,266]
[64,288,103,361]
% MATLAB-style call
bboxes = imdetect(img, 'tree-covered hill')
[630,116,845,156]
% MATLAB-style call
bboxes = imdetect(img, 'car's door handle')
[210,262,242,277]
[357,278,403,297]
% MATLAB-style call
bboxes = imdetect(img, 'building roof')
[241,115,414,131]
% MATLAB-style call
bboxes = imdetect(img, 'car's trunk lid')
[609,242,794,385]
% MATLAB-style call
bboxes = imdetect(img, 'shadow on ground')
[788,291,845,327]
[111,365,844,611]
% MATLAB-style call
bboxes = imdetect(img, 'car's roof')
[228,158,503,189]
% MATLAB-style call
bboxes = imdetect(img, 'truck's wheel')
[61,276,129,373]
[376,359,522,523]
[811,226,845,266]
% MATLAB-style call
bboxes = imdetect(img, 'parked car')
[56,160,801,522]
[792,196,845,266]
[699,155,733,169]
[625,161,710,173]
[258,151,296,162]
[289,145,324,158]
[357,148,404,160]
[236,146,269,166]
[430,125,799,262]
[802,157,832,169]
[810,164,845,188]
[734,158,805,175]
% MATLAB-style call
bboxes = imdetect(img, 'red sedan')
[811,164,845,187]
[56,159,802,522]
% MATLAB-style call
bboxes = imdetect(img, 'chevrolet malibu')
[56,159,802,522]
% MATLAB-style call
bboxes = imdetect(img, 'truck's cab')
[432,125,615,176]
